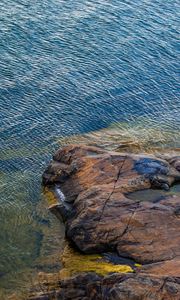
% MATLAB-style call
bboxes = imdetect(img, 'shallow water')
[0,0,179,297]
[127,184,180,203]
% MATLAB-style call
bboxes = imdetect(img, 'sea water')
[0,0,179,297]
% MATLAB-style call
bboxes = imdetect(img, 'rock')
[29,272,180,300]
[40,144,180,300]
[42,144,180,263]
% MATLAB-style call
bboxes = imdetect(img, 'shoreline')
[29,143,180,299]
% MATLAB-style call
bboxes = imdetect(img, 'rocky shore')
[30,144,180,300]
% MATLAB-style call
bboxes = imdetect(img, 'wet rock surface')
[29,272,180,300]
[36,145,180,299]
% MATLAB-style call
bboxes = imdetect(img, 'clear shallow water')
[0,0,179,297]
[127,184,180,203]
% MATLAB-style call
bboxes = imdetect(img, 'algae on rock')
[59,245,134,279]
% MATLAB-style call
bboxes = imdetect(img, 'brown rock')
[40,144,180,300]
[29,272,180,300]
[43,144,180,263]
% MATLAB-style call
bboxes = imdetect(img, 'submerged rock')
[29,272,180,300]
[37,144,180,299]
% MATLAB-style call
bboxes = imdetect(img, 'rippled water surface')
[0,0,179,297]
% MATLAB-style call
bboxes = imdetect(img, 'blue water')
[0,0,179,297]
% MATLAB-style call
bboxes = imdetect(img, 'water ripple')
[0,0,179,297]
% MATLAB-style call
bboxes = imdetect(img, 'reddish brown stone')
[29,272,180,300]
[43,145,180,262]
[40,144,180,300]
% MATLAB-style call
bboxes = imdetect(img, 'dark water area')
[0,0,179,297]
[127,184,180,203]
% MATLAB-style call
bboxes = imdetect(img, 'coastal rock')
[40,144,180,299]
[43,144,180,263]
[29,272,180,300]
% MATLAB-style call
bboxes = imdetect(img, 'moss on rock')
[60,245,134,279]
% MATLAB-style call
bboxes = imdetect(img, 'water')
[126,184,180,203]
[0,0,179,297]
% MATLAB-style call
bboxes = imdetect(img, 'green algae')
[60,245,134,279]
[43,187,60,206]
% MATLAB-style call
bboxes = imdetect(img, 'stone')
[29,272,180,300]
[39,144,180,300]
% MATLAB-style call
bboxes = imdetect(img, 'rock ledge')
[32,144,180,299]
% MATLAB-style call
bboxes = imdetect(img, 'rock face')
[40,144,180,300]
[29,272,180,300]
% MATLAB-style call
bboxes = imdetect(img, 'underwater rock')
[40,144,180,299]
[29,272,180,300]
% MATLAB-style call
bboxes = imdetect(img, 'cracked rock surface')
[40,144,180,300]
